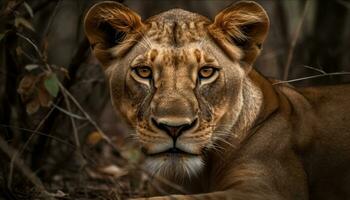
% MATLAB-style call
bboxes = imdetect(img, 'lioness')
[84,1,350,199]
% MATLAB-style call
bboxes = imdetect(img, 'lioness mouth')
[148,147,198,157]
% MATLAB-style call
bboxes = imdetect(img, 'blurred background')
[0,0,349,199]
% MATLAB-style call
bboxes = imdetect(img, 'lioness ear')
[84,1,143,68]
[210,1,269,67]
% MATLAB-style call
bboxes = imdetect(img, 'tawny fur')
[84,1,350,200]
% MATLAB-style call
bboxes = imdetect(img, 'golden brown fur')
[84,1,350,199]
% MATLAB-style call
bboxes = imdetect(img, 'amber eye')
[134,66,152,79]
[199,66,217,79]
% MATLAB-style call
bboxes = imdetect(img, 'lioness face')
[85,2,269,177]
[109,26,245,176]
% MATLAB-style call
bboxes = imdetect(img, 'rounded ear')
[210,1,269,68]
[84,1,143,68]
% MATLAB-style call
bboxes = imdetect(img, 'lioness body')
[84,1,350,199]
[297,84,350,199]
[143,72,350,200]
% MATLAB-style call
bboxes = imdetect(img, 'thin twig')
[8,106,55,188]
[0,124,75,149]
[16,32,44,61]
[52,103,86,120]
[58,81,82,152]
[40,0,62,57]
[58,83,123,158]
[60,85,88,174]
[0,136,52,199]
[283,0,312,80]
[41,0,61,41]
[273,72,350,85]
[303,65,326,74]
[15,32,52,72]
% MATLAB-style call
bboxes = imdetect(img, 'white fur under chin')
[144,156,204,179]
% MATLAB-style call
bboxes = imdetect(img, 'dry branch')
[0,136,54,199]
[8,106,55,188]
[274,71,350,85]
[283,0,312,80]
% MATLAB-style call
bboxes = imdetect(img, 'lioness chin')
[84,1,350,199]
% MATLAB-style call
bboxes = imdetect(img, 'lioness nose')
[151,117,198,140]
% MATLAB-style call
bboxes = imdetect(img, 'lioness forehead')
[145,9,209,46]
[133,47,216,66]
[129,9,219,67]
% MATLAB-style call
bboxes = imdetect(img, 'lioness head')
[84,1,269,177]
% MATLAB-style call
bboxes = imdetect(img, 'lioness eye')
[134,66,152,79]
[199,67,216,79]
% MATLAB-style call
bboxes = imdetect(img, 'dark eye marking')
[149,49,158,62]
[194,49,201,63]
